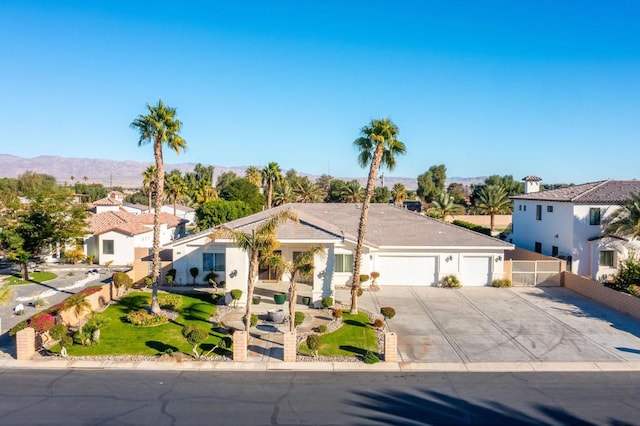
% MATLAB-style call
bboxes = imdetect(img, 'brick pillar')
[384,332,398,362]
[16,327,36,360]
[233,331,247,362]
[283,331,297,362]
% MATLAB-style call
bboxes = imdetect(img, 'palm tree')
[352,118,406,313]
[142,165,157,210]
[605,191,640,239]
[474,185,511,232]
[193,180,218,206]
[430,191,462,220]
[273,181,295,206]
[245,166,262,188]
[262,162,283,209]
[211,209,299,336]
[165,171,187,216]
[392,183,407,206]
[131,99,187,313]
[295,179,325,203]
[271,247,325,333]
[343,180,365,203]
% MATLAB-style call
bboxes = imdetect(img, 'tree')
[604,190,640,239]
[262,162,283,209]
[315,174,333,194]
[210,209,298,337]
[244,166,262,188]
[372,186,392,203]
[215,171,238,191]
[352,118,406,313]
[273,181,295,206]
[294,178,325,203]
[270,246,324,332]
[219,178,265,213]
[417,164,447,203]
[196,199,253,229]
[474,184,511,232]
[142,165,157,210]
[343,180,365,203]
[165,170,187,216]
[131,99,187,313]
[326,179,349,203]
[391,183,407,206]
[429,191,463,219]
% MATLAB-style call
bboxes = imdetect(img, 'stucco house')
[166,203,513,305]
[508,177,640,281]
[161,204,196,225]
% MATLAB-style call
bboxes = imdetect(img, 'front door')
[258,250,281,281]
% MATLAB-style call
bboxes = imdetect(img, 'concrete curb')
[1,358,640,372]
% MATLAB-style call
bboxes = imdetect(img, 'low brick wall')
[563,272,640,320]
[59,283,112,327]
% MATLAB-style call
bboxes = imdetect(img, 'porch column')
[312,245,333,307]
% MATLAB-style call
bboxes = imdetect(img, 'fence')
[510,259,563,286]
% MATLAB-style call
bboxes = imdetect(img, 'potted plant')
[273,292,287,305]
[301,296,311,306]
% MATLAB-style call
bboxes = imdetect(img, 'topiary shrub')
[29,313,55,334]
[49,323,68,341]
[492,278,512,288]
[332,308,343,321]
[182,324,209,358]
[452,220,491,236]
[243,313,259,327]
[356,288,363,297]
[9,321,29,337]
[189,267,199,285]
[440,275,461,288]
[306,334,321,358]
[159,294,183,311]
[166,268,177,281]
[60,335,73,349]
[363,351,380,364]
[380,307,396,320]
[230,289,242,307]
[144,276,153,287]
[294,311,305,326]
[321,297,333,308]
[112,272,133,295]
[205,272,217,286]
[314,324,328,333]
[125,309,169,327]
[359,274,370,283]
[374,318,385,329]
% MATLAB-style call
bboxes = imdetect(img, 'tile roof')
[202,203,512,249]
[88,208,186,236]
[511,180,640,204]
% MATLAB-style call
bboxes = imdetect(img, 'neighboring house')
[161,204,196,225]
[167,203,513,305]
[508,177,640,281]
[122,202,150,215]
[85,191,187,265]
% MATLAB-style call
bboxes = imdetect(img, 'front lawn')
[5,271,57,285]
[298,312,379,358]
[55,291,229,357]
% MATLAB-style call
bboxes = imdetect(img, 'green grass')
[53,291,230,357]
[5,271,57,285]
[298,312,379,358]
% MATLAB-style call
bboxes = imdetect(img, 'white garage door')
[375,256,437,286]
[462,257,491,286]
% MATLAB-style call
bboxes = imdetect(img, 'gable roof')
[170,203,512,249]
[511,180,640,204]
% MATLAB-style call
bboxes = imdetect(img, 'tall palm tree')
[245,166,262,188]
[352,118,406,313]
[131,99,187,313]
[474,184,511,232]
[165,171,187,216]
[261,162,283,209]
[430,191,462,220]
[273,181,295,206]
[142,165,157,210]
[192,180,218,206]
[392,183,407,206]
[343,180,365,203]
[294,179,325,203]
[211,209,298,336]
[605,191,640,239]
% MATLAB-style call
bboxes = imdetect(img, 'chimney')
[523,176,542,194]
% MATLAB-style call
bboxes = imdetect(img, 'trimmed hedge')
[453,220,492,236]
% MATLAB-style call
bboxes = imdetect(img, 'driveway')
[335,286,640,364]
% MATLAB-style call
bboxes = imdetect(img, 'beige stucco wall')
[563,272,640,320]
[446,214,512,229]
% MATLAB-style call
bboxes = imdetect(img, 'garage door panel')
[462,257,491,286]
[376,256,437,286]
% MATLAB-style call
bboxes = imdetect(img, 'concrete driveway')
[336,286,640,364]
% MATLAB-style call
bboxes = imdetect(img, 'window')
[203,253,225,272]
[590,208,601,225]
[534,242,542,253]
[334,253,353,273]
[547,206,553,213]
[523,205,527,211]
[599,251,615,267]
[102,240,114,255]
[552,246,559,257]
[518,205,522,211]
[536,205,542,220]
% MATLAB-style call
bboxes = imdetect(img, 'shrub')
[492,278,512,288]
[205,272,217,285]
[370,271,380,280]
[144,276,153,286]
[374,318,385,329]
[380,307,396,320]
[359,274,370,283]
[60,335,73,348]
[321,297,333,308]
[363,351,380,364]
[30,313,55,334]
[182,324,209,358]
[440,275,461,288]
[189,267,199,284]
[332,308,343,320]
[112,272,133,289]
[628,284,640,297]
[314,324,328,333]
[294,311,305,326]
[230,289,242,307]
[306,334,321,357]
[243,313,259,327]
[73,328,92,346]
[356,288,363,297]
[159,294,183,311]
[49,323,68,341]
[9,321,29,337]
[166,268,177,281]
[452,220,491,236]
[124,309,169,327]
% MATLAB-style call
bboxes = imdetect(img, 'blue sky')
[1,1,638,184]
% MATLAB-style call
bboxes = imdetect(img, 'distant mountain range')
[0,154,485,190]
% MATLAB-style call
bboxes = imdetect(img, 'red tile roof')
[88,208,184,236]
